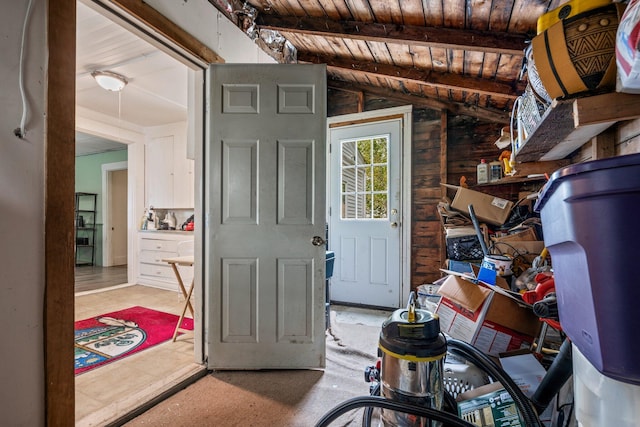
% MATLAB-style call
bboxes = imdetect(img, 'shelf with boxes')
[513,0,640,163]
[439,183,547,284]
[469,159,570,204]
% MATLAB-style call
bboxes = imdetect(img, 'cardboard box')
[456,382,524,427]
[442,184,514,226]
[435,273,540,357]
[493,227,537,242]
[499,352,553,426]
[491,240,545,264]
[500,351,558,427]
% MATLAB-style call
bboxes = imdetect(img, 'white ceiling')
[75,1,188,156]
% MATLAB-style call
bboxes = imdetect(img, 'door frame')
[102,161,128,267]
[327,105,413,307]
[47,0,219,423]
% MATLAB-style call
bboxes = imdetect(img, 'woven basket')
[565,5,620,89]
[516,85,547,140]
[525,45,552,103]
[532,3,623,99]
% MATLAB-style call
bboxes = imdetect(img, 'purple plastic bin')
[535,152,640,385]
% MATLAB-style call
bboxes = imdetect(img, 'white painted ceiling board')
[75,1,188,154]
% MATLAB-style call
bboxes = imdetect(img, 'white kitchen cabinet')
[172,147,194,208]
[137,232,194,291]
[145,122,194,209]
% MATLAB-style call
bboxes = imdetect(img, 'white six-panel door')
[206,64,327,369]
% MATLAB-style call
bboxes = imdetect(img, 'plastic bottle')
[489,160,502,182]
[140,209,148,230]
[477,159,489,184]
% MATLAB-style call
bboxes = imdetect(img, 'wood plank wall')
[411,109,444,285]
[445,116,536,205]
[446,116,503,189]
[563,118,640,163]
[618,119,640,155]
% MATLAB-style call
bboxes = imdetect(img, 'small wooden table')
[162,255,195,341]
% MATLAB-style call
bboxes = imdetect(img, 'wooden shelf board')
[540,121,614,161]
[475,176,545,186]
[515,92,640,162]
[575,92,640,126]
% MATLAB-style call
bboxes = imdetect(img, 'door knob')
[390,222,398,228]
[311,236,326,246]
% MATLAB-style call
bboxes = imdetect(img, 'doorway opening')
[102,162,128,267]
[73,0,207,424]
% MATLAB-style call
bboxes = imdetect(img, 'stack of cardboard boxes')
[436,185,549,425]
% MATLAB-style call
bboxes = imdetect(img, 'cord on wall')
[14,0,34,139]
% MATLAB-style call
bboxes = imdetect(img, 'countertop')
[139,229,194,235]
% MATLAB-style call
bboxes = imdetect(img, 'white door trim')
[102,161,128,267]
[327,105,413,307]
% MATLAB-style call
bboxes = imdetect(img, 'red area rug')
[74,306,193,375]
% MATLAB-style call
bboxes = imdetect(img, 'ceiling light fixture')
[91,70,128,92]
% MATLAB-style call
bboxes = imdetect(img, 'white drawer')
[140,238,179,252]
[139,250,177,265]
[139,263,175,280]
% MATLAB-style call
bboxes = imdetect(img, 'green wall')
[75,150,128,266]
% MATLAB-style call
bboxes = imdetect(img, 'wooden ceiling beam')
[300,52,524,99]
[256,14,528,55]
[327,79,510,124]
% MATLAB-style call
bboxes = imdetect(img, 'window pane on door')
[340,134,389,220]
[373,165,387,191]
[373,194,387,218]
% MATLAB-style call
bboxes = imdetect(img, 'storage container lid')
[535,152,640,213]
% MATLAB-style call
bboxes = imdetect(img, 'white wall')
[0,0,46,424]
[146,0,276,64]
[0,0,275,423]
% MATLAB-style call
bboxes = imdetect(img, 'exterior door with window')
[329,118,402,308]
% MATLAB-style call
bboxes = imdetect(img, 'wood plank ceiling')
[210,0,565,123]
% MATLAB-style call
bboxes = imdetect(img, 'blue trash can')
[325,251,335,279]
[325,251,335,329]
[535,152,640,384]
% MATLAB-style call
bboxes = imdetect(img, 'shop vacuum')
[376,295,447,426]
[315,293,549,427]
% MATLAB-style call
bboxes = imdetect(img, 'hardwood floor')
[74,265,128,292]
